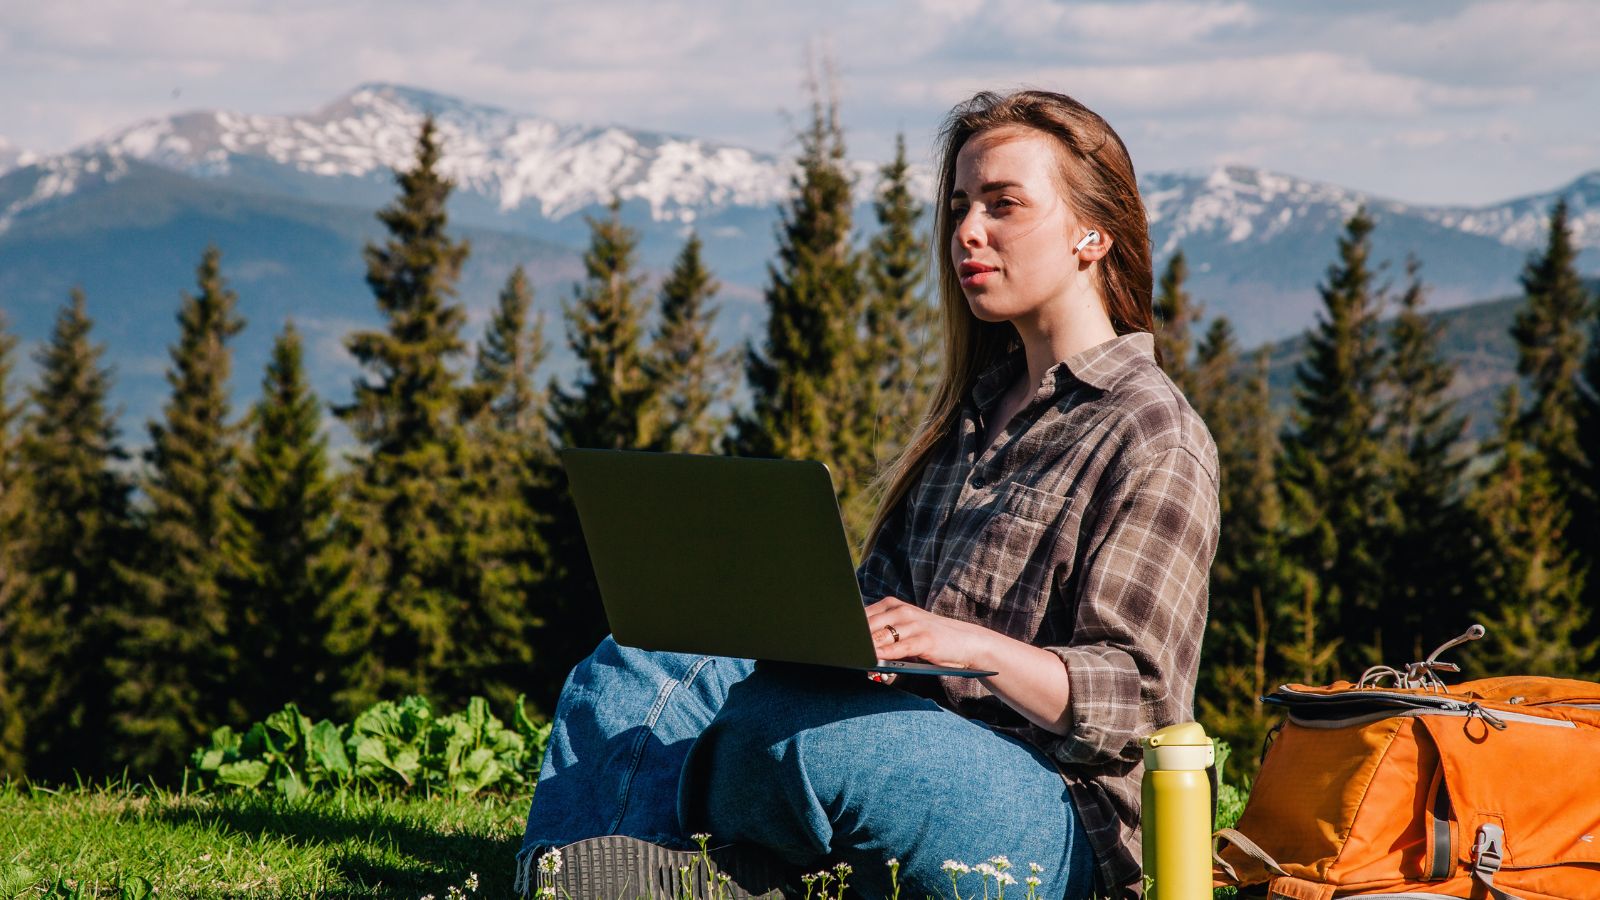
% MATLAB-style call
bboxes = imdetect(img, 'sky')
[1,0,1597,206]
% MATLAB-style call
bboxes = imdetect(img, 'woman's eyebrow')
[950,180,1024,200]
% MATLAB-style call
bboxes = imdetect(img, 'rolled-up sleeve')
[1046,445,1219,766]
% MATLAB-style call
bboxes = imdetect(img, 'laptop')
[560,448,996,677]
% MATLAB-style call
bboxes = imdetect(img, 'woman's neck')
[1010,291,1119,392]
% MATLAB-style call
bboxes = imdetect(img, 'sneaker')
[522,834,794,899]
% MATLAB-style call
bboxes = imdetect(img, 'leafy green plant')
[191,694,551,799]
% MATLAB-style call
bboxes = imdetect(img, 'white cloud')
[916,51,1531,118]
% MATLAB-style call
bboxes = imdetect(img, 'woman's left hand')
[864,596,997,671]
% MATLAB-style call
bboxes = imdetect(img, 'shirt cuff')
[1047,643,1143,765]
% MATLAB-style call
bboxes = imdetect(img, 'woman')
[517,89,1219,900]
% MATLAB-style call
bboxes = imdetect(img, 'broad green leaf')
[117,874,153,900]
[309,720,351,780]
[216,759,269,789]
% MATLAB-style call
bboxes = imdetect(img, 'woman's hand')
[865,596,997,671]
[864,596,1077,735]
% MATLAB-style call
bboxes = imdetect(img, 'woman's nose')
[955,207,985,247]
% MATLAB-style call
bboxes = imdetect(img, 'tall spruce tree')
[861,132,934,474]
[549,199,655,452]
[1466,386,1594,676]
[0,313,32,777]
[1154,251,1201,398]
[110,246,250,776]
[1511,198,1589,503]
[537,200,658,706]
[236,321,346,719]
[1380,257,1473,660]
[644,232,733,454]
[1279,208,1392,676]
[328,116,478,714]
[457,265,552,714]
[734,73,867,526]
[14,290,131,782]
[1199,347,1308,777]
[475,266,550,441]
[1578,283,1600,650]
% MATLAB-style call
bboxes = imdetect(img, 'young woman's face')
[949,126,1094,324]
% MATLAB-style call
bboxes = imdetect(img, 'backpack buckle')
[1472,823,1505,876]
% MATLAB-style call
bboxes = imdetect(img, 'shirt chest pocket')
[932,480,1083,626]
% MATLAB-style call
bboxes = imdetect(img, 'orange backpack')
[1212,627,1600,900]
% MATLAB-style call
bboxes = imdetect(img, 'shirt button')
[970,475,986,489]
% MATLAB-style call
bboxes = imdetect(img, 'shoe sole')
[529,834,790,899]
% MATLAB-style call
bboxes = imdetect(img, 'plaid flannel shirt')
[856,331,1220,895]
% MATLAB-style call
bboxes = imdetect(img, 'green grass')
[0,779,526,898]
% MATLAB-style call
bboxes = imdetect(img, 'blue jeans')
[518,637,1097,899]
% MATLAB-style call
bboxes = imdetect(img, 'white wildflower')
[833,862,852,876]
[420,895,436,900]
[1028,862,1043,874]
[465,872,479,892]
[535,888,555,900]
[989,855,1011,871]
[886,858,900,868]
[997,873,1017,886]
[537,848,563,875]
[942,860,971,874]
[975,863,998,877]
[1026,876,1042,888]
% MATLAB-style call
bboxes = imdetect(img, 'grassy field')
[0,780,527,899]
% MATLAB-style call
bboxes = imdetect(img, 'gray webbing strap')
[1428,775,1451,880]
[1472,823,1524,900]
[1213,827,1290,883]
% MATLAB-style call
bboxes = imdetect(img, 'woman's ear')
[1074,227,1112,262]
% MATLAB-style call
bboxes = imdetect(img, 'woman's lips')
[953,259,992,286]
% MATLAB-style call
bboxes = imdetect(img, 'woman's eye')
[993,197,1018,209]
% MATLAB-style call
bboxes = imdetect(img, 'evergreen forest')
[2,91,1598,789]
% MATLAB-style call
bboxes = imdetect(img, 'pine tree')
[1279,208,1391,676]
[733,72,867,521]
[1195,339,1308,777]
[328,116,477,714]
[549,199,655,453]
[235,321,347,719]
[644,232,733,454]
[536,200,658,706]
[1465,386,1593,676]
[1511,198,1589,504]
[0,313,32,777]
[1380,257,1473,661]
[1154,251,1201,398]
[13,290,131,782]
[456,265,553,714]
[475,266,550,441]
[109,246,250,776]
[860,132,934,473]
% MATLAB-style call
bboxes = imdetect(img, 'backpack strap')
[1472,823,1525,900]
[1212,827,1289,884]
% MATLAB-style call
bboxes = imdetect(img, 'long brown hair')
[863,89,1156,553]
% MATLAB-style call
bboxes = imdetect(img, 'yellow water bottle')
[1140,722,1215,900]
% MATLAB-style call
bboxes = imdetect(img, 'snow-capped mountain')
[81,83,905,225]
[3,82,1595,267]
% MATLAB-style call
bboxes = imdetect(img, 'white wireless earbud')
[1072,230,1101,253]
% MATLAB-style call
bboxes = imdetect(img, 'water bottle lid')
[1141,722,1211,748]
[1141,722,1215,771]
